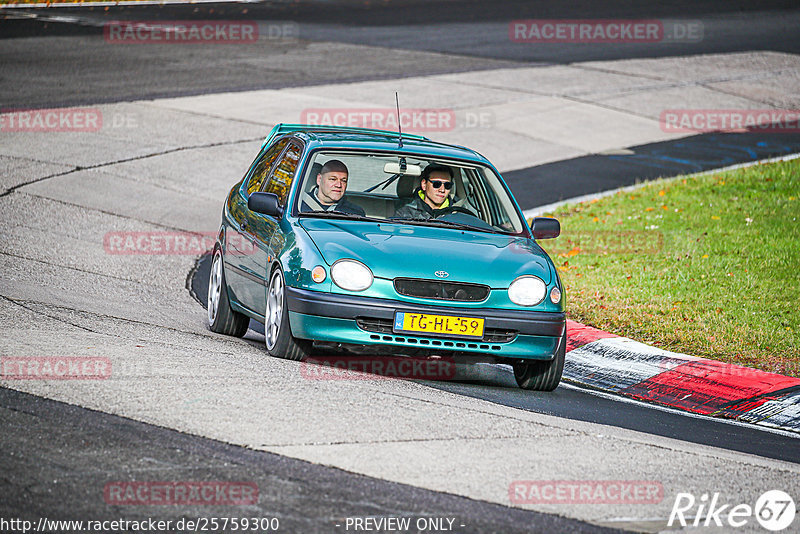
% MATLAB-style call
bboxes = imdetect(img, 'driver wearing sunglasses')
[394,164,455,220]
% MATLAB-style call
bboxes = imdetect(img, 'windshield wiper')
[391,217,500,234]
[299,210,381,222]
[365,173,401,192]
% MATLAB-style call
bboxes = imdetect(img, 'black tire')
[513,329,566,391]
[207,248,249,337]
[264,267,312,361]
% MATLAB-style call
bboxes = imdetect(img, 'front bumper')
[286,286,565,360]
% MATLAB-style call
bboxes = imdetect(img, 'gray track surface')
[2,0,800,108]
[0,387,617,533]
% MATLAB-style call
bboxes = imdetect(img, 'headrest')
[396,174,420,198]
[306,162,323,191]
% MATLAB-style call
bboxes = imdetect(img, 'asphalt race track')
[2,0,800,107]
[2,1,800,533]
[0,387,615,534]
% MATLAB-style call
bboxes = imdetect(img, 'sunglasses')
[427,179,453,190]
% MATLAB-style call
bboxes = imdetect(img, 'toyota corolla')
[208,124,566,390]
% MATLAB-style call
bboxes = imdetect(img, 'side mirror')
[248,192,283,218]
[531,217,560,239]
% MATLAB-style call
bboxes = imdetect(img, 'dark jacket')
[300,187,366,216]
[394,191,451,220]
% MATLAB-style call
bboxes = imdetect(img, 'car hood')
[299,218,551,286]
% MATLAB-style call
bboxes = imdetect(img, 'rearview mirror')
[384,162,421,176]
[531,217,560,239]
[248,192,283,218]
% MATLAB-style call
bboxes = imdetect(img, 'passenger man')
[300,159,365,215]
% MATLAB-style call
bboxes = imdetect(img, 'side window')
[245,138,288,196]
[263,142,302,206]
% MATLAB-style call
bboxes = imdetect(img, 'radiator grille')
[393,278,490,302]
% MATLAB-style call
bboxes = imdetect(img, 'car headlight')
[331,259,373,291]
[508,275,546,306]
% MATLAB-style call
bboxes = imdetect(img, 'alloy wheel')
[266,270,284,350]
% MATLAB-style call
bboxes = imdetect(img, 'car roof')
[262,123,490,164]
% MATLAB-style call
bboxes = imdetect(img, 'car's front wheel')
[265,267,312,361]
[513,330,566,391]
[207,248,249,337]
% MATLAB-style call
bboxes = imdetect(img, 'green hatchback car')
[208,124,566,390]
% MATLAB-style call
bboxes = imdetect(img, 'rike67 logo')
[669,490,796,531]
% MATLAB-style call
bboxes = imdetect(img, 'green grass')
[541,158,800,376]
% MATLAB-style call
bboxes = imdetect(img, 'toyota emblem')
[434,271,449,279]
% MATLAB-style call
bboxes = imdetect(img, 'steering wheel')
[436,207,495,231]
[440,206,475,216]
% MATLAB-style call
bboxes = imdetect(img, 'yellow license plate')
[393,312,484,339]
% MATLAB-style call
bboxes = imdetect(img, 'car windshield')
[294,151,527,235]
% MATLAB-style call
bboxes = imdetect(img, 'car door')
[237,139,304,317]
[225,138,288,314]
